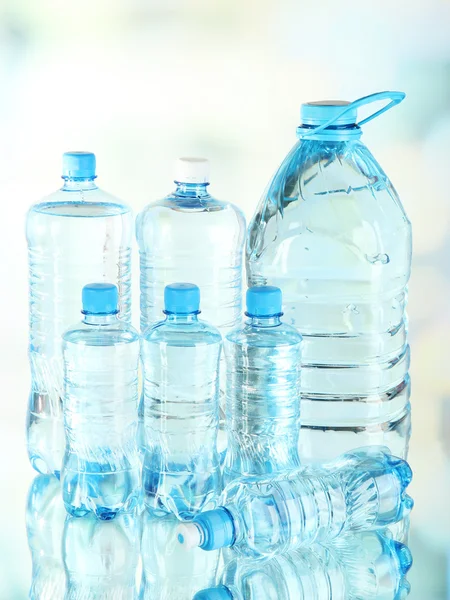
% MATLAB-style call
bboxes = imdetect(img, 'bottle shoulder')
[248,138,410,231]
[143,317,222,346]
[29,186,132,219]
[225,322,302,348]
[63,320,140,347]
[137,193,246,223]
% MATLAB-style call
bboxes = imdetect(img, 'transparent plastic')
[26,475,66,600]
[142,310,222,518]
[63,511,139,599]
[136,181,245,334]
[26,177,132,476]
[140,510,219,600]
[194,531,412,600]
[61,311,140,519]
[246,136,412,463]
[223,311,302,483]
[179,447,413,559]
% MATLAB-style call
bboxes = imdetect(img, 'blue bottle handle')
[300,91,406,138]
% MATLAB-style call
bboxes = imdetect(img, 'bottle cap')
[176,507,235,552]
[164,283,200,314]
[62,151,96,179]
[301,101,357,127]
[82,283,119,315]
[174,157,210,184]
[193,586,233,600]
[246,286,283,318]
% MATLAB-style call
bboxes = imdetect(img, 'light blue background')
[0,1,448,597]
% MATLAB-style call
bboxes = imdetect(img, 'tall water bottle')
[62,283,140,519]
[223,286,302,483]
[140,510,219,600]
[192,531,413,600]
[63,511,139,599]
[142,283,222,518]
[26,475,66,600]
[26,151,132,476]
[246,92,412,463]
[177,446,413,559]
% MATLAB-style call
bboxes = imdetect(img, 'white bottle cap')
[174,157,210,184]
[176,522,202,550]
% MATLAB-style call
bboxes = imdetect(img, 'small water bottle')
[142,283,222,519]
[26,151,133,477]
[246,92,412,464]
[192,531,412,600]
[61,283,140,520]
[63,511,139,599]
[140,510,219,600]
[177,446,413,559]
[26,475,66,600]
[224,286,302,484]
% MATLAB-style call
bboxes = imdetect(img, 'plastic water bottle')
[61,283,140,519]
[136,157,245,334]
[176,446,413,559]
[26,475,66,600]
[136,157,246,455]
[142,283,222,519]
[246,92,412,464]
[26,151,132,477]
[192,531,413,600]
[63,511,139,599]
[223,286,302,483]
[140,509,219,600]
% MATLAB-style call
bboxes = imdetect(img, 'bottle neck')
[61,177,98,192]
[83,313,118,325]
[246,315,282,327]
[174,182,210,198]
[165,312,199,324]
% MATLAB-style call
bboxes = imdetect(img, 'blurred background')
[0,0,448,597]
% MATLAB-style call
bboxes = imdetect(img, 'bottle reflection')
[63,510,140,599]
[140,509,219,600]
[193,530,412,600]
[26,474,66,599]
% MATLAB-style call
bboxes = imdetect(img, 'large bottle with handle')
[246,92,412,464]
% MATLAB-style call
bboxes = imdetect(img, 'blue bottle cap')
[301,100,357,127]
[82,283,119,315]
[195,507,235,551]
[246,286,283,318]
[164,283,200,314]
[193,586,233,600]
[62,151,96,179]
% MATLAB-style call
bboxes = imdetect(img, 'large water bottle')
[136,157,245,334]
[192,531,412,600]
[63,511,139,599]
[223,286,302,483]
[246,92,412,464]
[61,283,140,520]
[26,475,66,600]
[177,447,413,559]
[142,283,222,519]
[26,151,132,477]
[140,510,219,600]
